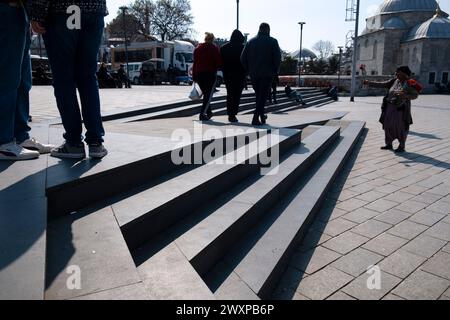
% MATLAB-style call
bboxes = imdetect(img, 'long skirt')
[384,103,408,147]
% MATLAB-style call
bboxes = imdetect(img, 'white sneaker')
[0,142,40,161]
[20,137,55,154]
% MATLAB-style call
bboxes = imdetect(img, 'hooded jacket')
[220,30,246,80]
[241,30,281,79]
[28,0,108,22]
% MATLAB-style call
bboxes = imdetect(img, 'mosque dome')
[290,48,317,59]
[404,7,450,41]
[378,0,438,14]
[382,17,407,29]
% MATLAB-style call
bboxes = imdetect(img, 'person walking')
[192,32,222,121]
[0,0,54,161]
[364,66,420,153]
[220,30,246,123]
[241,23,281,126]
[29,0,108,159]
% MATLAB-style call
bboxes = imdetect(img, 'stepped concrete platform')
[5,87,448,300]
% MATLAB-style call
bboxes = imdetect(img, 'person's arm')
[363,79,394,89]
[273,40,282,74]
[240,44,249,74]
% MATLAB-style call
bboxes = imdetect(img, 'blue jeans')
[0,4,32,145]
[43,13,105,145]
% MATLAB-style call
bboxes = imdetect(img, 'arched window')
[405,49,410,65]
[373,41,378,59]
[357,44,361,60]
[430,46,437,63]
[365,39,369,48]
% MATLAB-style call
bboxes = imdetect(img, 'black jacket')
[220,30,246,80]
[28,0,108,22]
[241,31,281,79]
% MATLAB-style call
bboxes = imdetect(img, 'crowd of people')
[193,23,283,125]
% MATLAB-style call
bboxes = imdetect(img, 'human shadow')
[0,157,100,297]
[409,131,442,140]
[396,151,450,170]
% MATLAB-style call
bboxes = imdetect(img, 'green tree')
[279,56,298,75]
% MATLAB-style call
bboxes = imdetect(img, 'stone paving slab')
[392,270,450,300]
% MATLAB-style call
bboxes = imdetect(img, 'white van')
[124,62,144,85]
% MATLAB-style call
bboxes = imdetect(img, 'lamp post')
[236,0,240,30]
[120,6,130,83]
[350,0,360,102]
[298,22,306,88]
[338,46,343,93]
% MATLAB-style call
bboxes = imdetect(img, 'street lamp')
[350,0,360,102]
[298,22,306,87]
[338,46,344,93]
[120,6,130,84]
[236,0,240,30]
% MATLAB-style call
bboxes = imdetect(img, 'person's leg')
[255,77,272,119]
[14,28,32,144]
[75,14,105,146]
[43,14,83,146]
[383,130,394,150]
[0,4,26,146]
[198,73,215,117]
[225,81,234,116]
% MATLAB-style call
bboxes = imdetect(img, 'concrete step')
[45,206,145,300]
[274,96,334,114]
[113,129,302,250]
[108,90,326,123]
[46,129,265,220]
[207,121,365,299]
[175,125,341,277]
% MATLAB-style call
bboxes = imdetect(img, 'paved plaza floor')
[10,86,450,300]
[273,94,450,300]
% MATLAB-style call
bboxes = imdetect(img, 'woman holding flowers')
[364,66,422,153]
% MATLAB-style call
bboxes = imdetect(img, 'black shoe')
[395,147,405,153]
[252,116,262,126]
[260,114,268,124]
[381,145,393,150]
[199,114,209,121]
[228,115,238,123]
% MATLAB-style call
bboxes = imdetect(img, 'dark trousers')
[269,81,277,103]
[252,77,273,117]
[225,76,245,116]
[0,4,31,145]
[43,13,105,145]
[196,72,216,116]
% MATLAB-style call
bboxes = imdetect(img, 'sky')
[105,0,450,53]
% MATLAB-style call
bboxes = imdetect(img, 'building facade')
[357,0,450,92]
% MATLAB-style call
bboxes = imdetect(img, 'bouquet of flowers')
[405,79,423,94]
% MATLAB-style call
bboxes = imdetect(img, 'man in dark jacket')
[241,23,281,125]
[29,0,109,159]
[220,30,246,123]
[0,0,54,161]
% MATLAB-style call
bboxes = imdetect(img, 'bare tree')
[106,11,142,41]
[312,40,335,59]
[129,0,156,40]
[150,0,194,41]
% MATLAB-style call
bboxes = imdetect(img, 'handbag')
[189,83,203,100]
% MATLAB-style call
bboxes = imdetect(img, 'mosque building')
[357,0,450,92]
